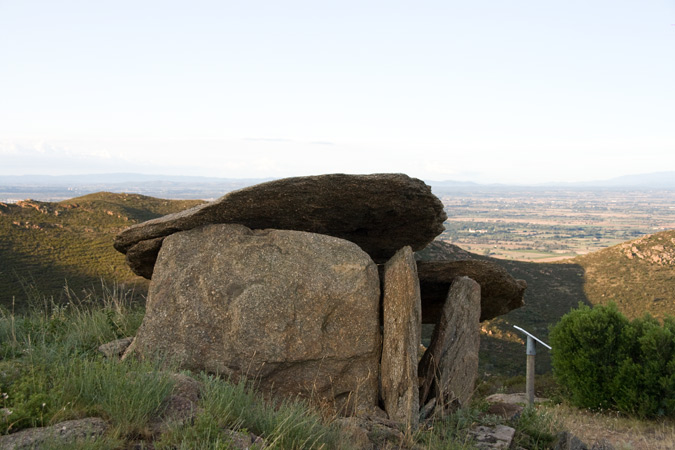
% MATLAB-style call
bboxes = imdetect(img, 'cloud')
[243,138,294,143]
[0,142,21,155]
[0,140,156,175]
[242,138,335,146]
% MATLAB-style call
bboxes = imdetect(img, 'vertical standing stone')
[126,224,382,414]
[381,246,422,429]
[419,276,481,413]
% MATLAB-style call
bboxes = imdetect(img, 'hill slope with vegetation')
[573,229,675,319]
[0,192,203,307]
[418,229,675,376]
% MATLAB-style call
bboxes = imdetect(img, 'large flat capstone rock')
[416,260,526,323]
[127,223,382,413]
[114,173,447,279]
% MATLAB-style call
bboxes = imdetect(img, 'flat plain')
[434,187,675,261]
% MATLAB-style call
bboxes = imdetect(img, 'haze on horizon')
[1,1,674,185]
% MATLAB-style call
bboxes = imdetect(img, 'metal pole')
[526,336,536,406]
[513,326,550,407]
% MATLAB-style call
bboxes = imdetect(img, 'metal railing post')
[513,326,551,406]
[526,336,536,405]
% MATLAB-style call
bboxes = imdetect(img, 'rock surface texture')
[114,173,447,278]
[380,246,422,429]
[97,337,134,358]
[469,425,516,450]
[0,418,108,449]
[416,260,526,323]
[127,223,382,413]
[419,276,481,411]
[148,373,203,435]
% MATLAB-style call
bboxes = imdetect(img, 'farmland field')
[434,187,675,261]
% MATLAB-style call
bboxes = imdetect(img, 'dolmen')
[115,173,526,427]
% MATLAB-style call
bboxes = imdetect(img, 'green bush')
[611,315,675,417]
[550,303,675,417]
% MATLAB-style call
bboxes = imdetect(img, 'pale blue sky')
[1,1,674,183]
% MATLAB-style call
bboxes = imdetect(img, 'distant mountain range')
[0,171,673,203]
[544,171,675,189]
[0,173,273,185]
[2,191,673,376]
[0,174,274,201]
[428,171,675,189]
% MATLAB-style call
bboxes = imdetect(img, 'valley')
[434,187,675,261]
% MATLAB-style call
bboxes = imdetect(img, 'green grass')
[0,282,154,436]
[511,406,560,450]
[0,282,569,449]
[0,283,355,448]
[156,374,348,449]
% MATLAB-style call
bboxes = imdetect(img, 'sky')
[1,1,674,184]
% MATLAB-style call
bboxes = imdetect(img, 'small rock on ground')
[485,393,549,405]
[469,424,516,449]
[225,429,267,449]
[98,337,134,358]
[0,417,107,449]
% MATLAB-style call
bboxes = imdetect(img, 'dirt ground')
[543,404,675,450]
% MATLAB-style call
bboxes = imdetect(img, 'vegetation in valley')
[436,187,675,261]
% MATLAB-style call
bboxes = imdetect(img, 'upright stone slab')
[419,276,481,411]
[114,173,447,278]
[380,246,421,429]
[128,224,382,413]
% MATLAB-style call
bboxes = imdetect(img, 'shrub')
[550,303,675,417]
[549,303,629,410]
[611,315,675,417]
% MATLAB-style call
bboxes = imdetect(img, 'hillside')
[573,230,675,319]
[417,229,675,376]
[0,192,204,307]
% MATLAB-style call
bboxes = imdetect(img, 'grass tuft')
[157,373,349,449]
